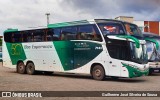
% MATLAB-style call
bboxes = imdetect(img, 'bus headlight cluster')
[129,64,140,70]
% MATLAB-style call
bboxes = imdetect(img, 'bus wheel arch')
[26,61,36,75]
[90,63,105,81]
[17,60,26,74]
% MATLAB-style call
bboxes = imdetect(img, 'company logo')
[95,47,103,50]
[1,92,42,98]
[11,44,22,55]
[2,92,11,97]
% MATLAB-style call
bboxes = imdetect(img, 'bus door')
[106,39,129,76]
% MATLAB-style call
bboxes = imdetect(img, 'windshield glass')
[130,42,148,64]
[156,39,160,54]
[146,42,155,60]
[98,23,125,36]
[124,23,143,37]
[146,39,160,61]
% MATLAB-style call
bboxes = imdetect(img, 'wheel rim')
[95,69,101,77]
[19,63,24,71]
[28,65,33,73]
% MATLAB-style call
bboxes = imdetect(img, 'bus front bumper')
[122,63,149,78]
[149,62,160,68]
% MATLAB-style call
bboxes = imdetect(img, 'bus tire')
[91,65,105,81]
[17,62,26,74]
[26,62,35,75]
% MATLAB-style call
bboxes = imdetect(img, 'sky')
[0,0,160,35]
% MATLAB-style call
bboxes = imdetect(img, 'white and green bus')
[3,19,149,80]
[143,32,160,74]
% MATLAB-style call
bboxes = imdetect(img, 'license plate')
[154,70,160,72]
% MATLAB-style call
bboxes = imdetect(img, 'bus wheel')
[91,65,105,81]
[17,62,26,74]
[26,62,35,75]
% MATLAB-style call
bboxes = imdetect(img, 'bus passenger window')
[15,33,22,42]
[11,32,22,43]
[25,31,34,42]
[33,30,44,42]
[46,32,53,41]
[45,28,60,41]
[61,27,77,40]
[4,32,22,43]
[11,33,15,42]
[4,32,12,43]
[125,24,133,34]
[53,28,61,41]
[77,25,102,41]
[23,32,28,42]
[45,29,53,41]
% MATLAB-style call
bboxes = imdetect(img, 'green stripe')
[4,29,18,33]
[53,41,103,71]
[48,20,89,28]
[6,43,27,65]
[53,41,74,70]
[122,63,149,78]
[117,35,140,48]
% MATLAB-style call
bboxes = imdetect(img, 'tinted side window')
[61,27,77,40]
[106,39,130,61]
[4,32,22,43]
[77,25,102,41]
[53,28,61,41]
[25,31,33,42]
[23,31,29,42]
[13,32,22,42]
[33,30,44,42]
[45,28,60,41]
[4,32,12,43]
[23,30,45,42]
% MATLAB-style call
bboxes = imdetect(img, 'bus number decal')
[11,44,22,55]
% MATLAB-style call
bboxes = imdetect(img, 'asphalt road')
[0,62,160,100]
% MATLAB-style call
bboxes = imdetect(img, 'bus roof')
[4,29,18,33]
[48,19,132,28]
[4,19,133,33]
[47,20,91,28]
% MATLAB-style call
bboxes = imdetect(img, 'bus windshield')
[146,38,160,61]
[98,23,125,36]
[156,39,160,54]
[124,23,143,37]
[98,22,147,64]
[130,42,148,64]
[98,22,143,38]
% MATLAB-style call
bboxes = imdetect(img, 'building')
[115,16,134,23]
[115,16,160,35]
[133,21,160,35]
